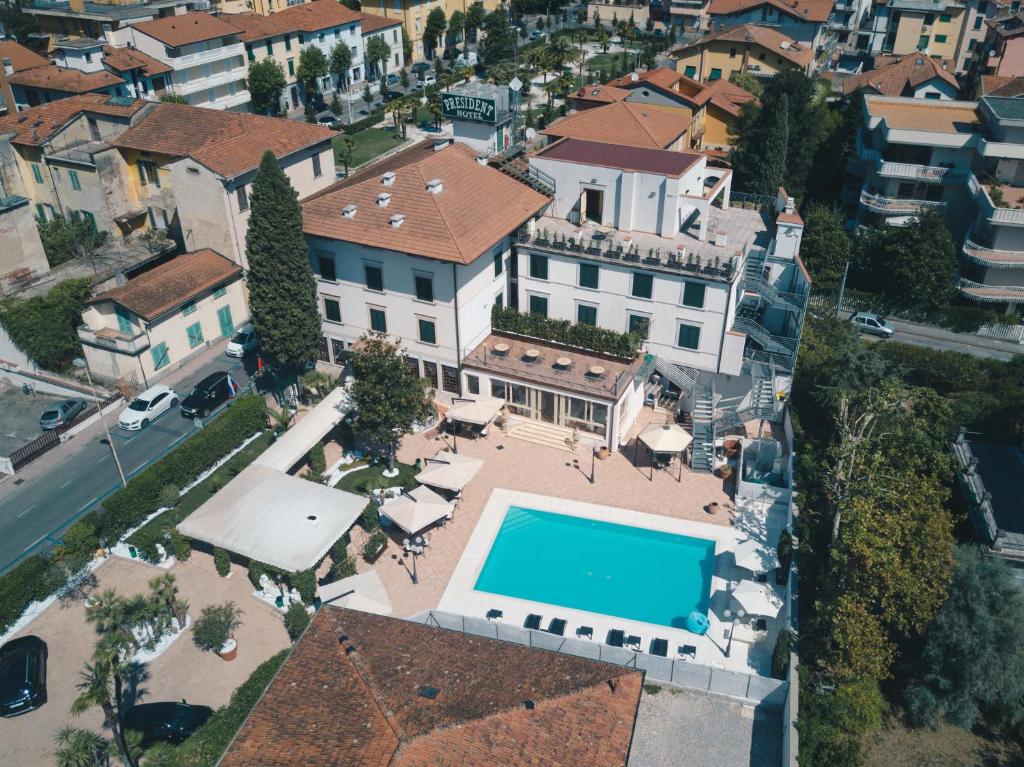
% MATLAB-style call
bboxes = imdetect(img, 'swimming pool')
[473,506,716,628]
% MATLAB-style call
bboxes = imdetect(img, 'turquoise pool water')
[474,506,716,628]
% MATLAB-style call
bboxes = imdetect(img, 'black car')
[124,701,213,743]
[381,89,400,103]
[410,61,430,75]
[179,371,238,419]
[0,636,47,717]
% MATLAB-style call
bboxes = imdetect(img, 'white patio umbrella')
[733,539,780,575]
[445,397,504,427]
[317,570,392,615]
[379,484,453,535]
[637,423,693,454]
[415,451,483,492]
[732,579,784,618]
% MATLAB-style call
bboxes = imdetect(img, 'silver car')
[850,311,895,338]
[39,399,87,431]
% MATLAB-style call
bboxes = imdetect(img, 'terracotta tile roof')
[842,53,958,97]
[698,77,758,115]
[542,100,692,149]
[864,96,980,133]
[987,76,1024,97]
[986,10,1024,39]
[0,93,147,146]
[359,10,402,32]
[671,24,813,70]
[220,608,644,767]
[111,102,334,178]
[610,67,685,90]
[536,138,703,177]
[130,12,242,47]
[89,249,241,320]
[101,44,172,76]
[302,142,549,264]
[225,11,289,42]
[7,64,124,93]
[570,83,632,105]
[270,0,362,32]
[0,41,48,73]
[613,69,756,117]
[707,0,833,23]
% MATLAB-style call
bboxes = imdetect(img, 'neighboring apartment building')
[79,248,247,385]
[842,52,961,97]
[0,41,48,115]
[7,39,127,110]
[107,12,251,111]
[848,93,1024,308]
[670,24,815,81]
[0,94,336,268]
[540,100,694,151]
[357,0,500,61]
[22,0,208,40]
[973,8,1024,78]
[706,0,835,49]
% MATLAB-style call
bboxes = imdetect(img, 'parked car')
[39,399,87,431]
[179,371,238,419]
[381,89,400,103]
[529,30,545,41]
[850,311,895,338]
[0,636,47,717]
[118,385,178,431]
[410,61,431,76]
[418,72,436,87]
[225,325,258,358]
[124,701,213,743]
[386,72,400,88]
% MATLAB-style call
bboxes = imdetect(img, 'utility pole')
[835,260,850,320]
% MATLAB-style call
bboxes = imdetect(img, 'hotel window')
[32,164,43,183]
[528,294,548,317]
[69,170,81,191]
[442,365,460,393]
[423,360,438,388]
[974,16,983,30]
[247,48,255,62]
[364,263,384,291]
[36,203,46,221]
[287,59,295,76]
[495,292,503,309]
[318,335,330,362]
[709,68,722,80]
[285,36,292,50]
[403,355,420,377]
[935,34,947,42]
[116,306,133,335]
[318,254,337,281]
[186,321,205,349]
[729,47,737,58]
[677,322,701,350]
[138,160,160,188]
[213,287,227,299]
[577,304,597,326]
[312,153,322,178]
[684,65,696,78]
[151,342,170,370]
[324,298,341,323]
[331,338,345,362]
[265,40,273,55]
[939,12,951,22]
[493,248,503,276]
[579,263,599,289]
[237,185,249,212]
[924,13,935,24]
[414,274,434,302]
[369,307,387,332]
[631,272,653,299]
[918,35,930,49]
[466,374,480,395]
[418,318,437,344]
[682,282,705,308]
[529,253,548,279]
[628,314,650,339]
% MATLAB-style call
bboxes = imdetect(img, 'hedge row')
[0,556,68,635]
[172,649,289,767]
[491,305,643,359]
[343,109,385,134]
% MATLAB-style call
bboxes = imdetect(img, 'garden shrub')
[157,484,180,509]
[305,442,326,483]
[362,530,388,563]
[361,500,380,532]
[247,560,265,589]
[776,529,793,586]
[132,527,162,563]
[491,305,642,358]
[291,569,316,604]
[192,602,242,653]
[0,278,93,370]
[283,602,311,641]
[343,109,385,134]
[332,555,357,580]
[170,528,191,562]
[772,628,793,680]
[52,518,98,572]
[213,547,231,577]
[0,555,69,634]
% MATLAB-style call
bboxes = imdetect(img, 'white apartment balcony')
[969,174,1024,226]
[174,64,248,96]
[962,239,1024,269]
[977,138,1024,160]
[168,42,245,70]
[859,190,946,217]
[200,89,251,110]
[876,160,968,184]
[958,278,1024,304]
[78,325,151,355]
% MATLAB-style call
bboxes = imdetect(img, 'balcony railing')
[968,174,1024,226]
[859,190,946,216]
[876,161,967,184]
[958,278,1024,304]
[78,326,150,355]
[204,89,251,110]
[962,239,1024,269]
[169,42,245,68]
[173,65,247,95]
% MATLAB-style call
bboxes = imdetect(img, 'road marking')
[16,504,36,518]
[94,456,108,464]
[24,534,47,552]
[59,478,75,489]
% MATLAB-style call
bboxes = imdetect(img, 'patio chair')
[626,635,642,651]
[678,644,697,661]
[524,614,543,630]
[650,639,668,657]
[607,629,625,647]
[547,618,567,636]
[576,625,594,640]
[486,609,504,622]
[753,617,768,632]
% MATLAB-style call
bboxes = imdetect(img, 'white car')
[850,311,895,338]
[225,326,257,357]
[118,385,178,431]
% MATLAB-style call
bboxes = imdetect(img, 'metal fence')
[8,393,122,472]
[407,609,789,709]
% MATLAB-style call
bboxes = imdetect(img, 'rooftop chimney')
[342,204,357,219]
[426,178,443,195]
[381,171,396,186]
[2,58,12,77]
[389,213,405,228]
[377,192,391,207]
[432,139,450,152]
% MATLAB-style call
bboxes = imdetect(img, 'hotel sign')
[441,93,497,124]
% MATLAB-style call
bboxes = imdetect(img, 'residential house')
[974,9,1024,78]
[107,12,251,111]
[540,100,694,151]
[7,39,127,110]
[858,0,992,70]
[706,0,835,49]
[100,45,172,100]
[976,71,1024,95]
[22,0,208,40]
[842,52,961,98]
[218,607,644,767]
[670,24,815,82]
[0,41,49,116]
[78,248,247,385]
[357,0,501,62]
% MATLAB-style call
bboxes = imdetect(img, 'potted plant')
[192,602,243,661]
[717,463,734,480]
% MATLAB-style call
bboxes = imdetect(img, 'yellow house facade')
[358,0,500,61]
[888,7,966,60]
[670,24,813,82]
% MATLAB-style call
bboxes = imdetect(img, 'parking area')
[0,552,290,765]
[0,381,66,459]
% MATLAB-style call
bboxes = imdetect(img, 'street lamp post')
[403,536,424,584]
[73,357,126,488]
[723,608,745,658]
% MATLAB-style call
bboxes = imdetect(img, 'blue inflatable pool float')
[685,611,709,635]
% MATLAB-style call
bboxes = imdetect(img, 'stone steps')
[505,418,576,453]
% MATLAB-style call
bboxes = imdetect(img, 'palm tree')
[140,741,176,767]
[53,726,109,767]
[72,654,135,767]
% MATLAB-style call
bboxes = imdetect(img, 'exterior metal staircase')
[749,361,777,420]
[690,374,716,474]
[493,156,556,197]
[743,253,807,317]
[734,307,798,362]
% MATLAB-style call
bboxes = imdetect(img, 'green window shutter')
[370,308,387,332]
[182,301,197,316]
[529,254,548,279]
[186,321,205,348]
[82,211,96,231]
[69,170,81,190]
[632,272,653,299]
[935,34,947,42]
[939,13,951,21]
[677,323,701,350]
[579,263,599,289]
[288,59,295,76]
[324,299,341,323]
[32,164,43,183]
[35,203,46,222]
[265,40,273,55]
[418,318,436,344]
[217,305,234,337]
[213,286,227,299]
[682,282,706,308]
[709,68,722,81]
[577,304,597,326]
[115,307,133,335]
[365,264,384,291]
[684,65,696,78]
[528,294,548,317]
[151,342,170,370]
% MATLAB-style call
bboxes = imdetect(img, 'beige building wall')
[0,199,49,281]
[891,9,965,59]
[359,0,500,61]
[674,42,799,82]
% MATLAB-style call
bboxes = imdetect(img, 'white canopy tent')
[415,451,483,492]
[178,466,365,572]
[254,386,353,473]
[731,579,784,618]
[317,570,392,615]
[379,485,453,535]
[733,539,780,575]
[445,397,504,427]
[638,423,693,453]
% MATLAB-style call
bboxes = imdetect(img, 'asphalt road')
[0,350,253,572]
[835,310,1023,361]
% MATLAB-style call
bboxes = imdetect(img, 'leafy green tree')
[800,204,851,292]
[730,93,788,196]
[424,6,447,59]
[159,93,188,104]
[366,35,392,80]
[284,601,311,640]
[244,152,321,373]
[329,41,353,88]
[297,45,329,96]
[448,9,466,51]
[0,277,92,371]
[247,58,286,115]
[350,333,426,470]
[53,725,108,767]
[337,136,355,175]
[904,546,1024,730]
[0,0,37,42]
[728,69,763,97]
[36,214,108,268]
[807,92,864,204]
[762,71,820,198]
[465,1,485,42]
[402,26,413,60]
[481,9,516,63]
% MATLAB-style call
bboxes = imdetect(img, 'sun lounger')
[607,629,625,647]
[524,614,542,630]
[678,644,697,660]
[576,626,594,640]
[650,639,668,657]
[547,618,566,636]
[486,609,503,621]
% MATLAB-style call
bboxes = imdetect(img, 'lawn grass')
[333,128,408,170]
[861,716,1024,767]
[334,461,418,495]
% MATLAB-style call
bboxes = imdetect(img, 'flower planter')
[217,638,238,662]
[596,446,610,460]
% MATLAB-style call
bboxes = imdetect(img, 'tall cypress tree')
[244,151,321,374]
[732,93,789,197]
